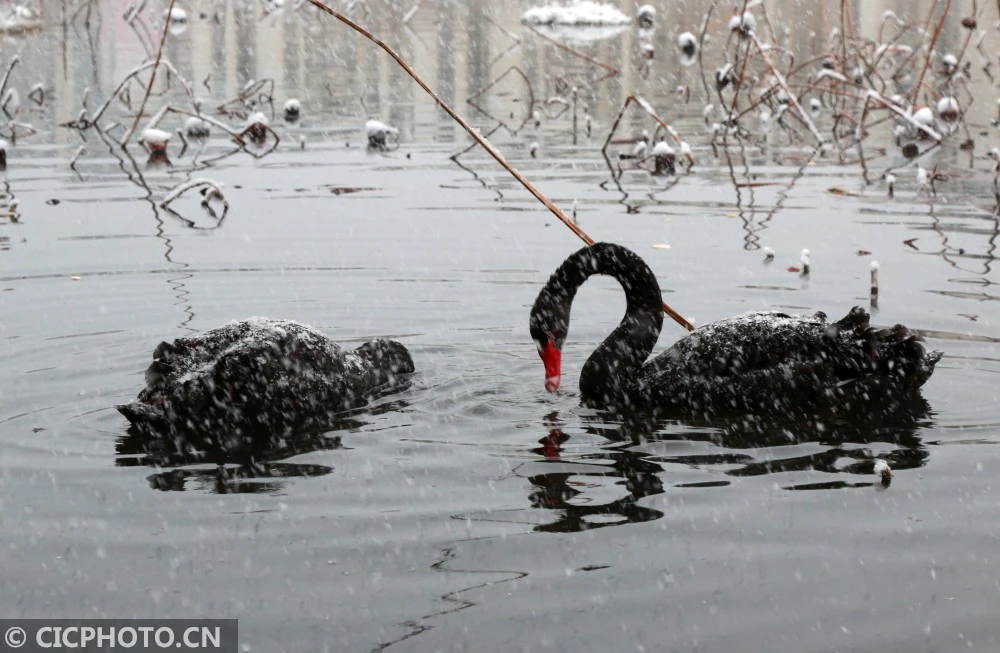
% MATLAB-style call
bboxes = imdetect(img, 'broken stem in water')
[303,0,694,332]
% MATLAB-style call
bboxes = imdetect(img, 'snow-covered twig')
[160,178,228,210]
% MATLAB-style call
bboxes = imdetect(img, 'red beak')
[539,340,562,393]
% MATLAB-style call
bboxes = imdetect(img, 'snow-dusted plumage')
[521,1,631,26]
[529,243,941,418]
[118,318,414,451]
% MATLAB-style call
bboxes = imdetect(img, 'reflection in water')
[523,412,665,532]
[921,193,1000,277]
[92,113,238,332]
[115,400,408,493]
[115,428,345,494]
[521,403,934,532]
[0,178,19,252]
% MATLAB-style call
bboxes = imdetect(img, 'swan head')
[529,294,570,393]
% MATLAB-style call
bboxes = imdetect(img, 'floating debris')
[322,186,378,196]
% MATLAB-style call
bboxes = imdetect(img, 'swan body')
[118,318,414,449]
[529,243,941,417]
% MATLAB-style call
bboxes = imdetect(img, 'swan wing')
[638,309,939,412]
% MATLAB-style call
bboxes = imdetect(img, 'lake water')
[2,0,1000,651]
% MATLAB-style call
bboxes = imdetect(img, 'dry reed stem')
[0,57,19,107]
[216,79,275,118]
[303,0,693,332]
[911,0,954,105]
[749,33,826,144]
[601,96,694,167]
[695,1,718,102]
[160,178,227,208]
[121,0,176,146]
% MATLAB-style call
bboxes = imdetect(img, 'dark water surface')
[2,1,1000,651]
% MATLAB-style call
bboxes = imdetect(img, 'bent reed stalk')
[303,0,695,332]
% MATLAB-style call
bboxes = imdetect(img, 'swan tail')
[116,401,168,426]
[833,307,942,391]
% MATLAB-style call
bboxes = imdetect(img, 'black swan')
[118,318,414,449]
[529,243,941,416]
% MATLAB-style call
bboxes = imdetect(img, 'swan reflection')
[115,400,408,493]
[521,404,933,532]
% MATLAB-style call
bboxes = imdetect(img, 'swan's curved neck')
[537,243,664,403]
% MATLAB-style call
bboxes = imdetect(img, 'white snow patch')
[365,119,398,138]
[521,1,632,26]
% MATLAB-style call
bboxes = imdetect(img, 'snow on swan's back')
[117,318,415,453]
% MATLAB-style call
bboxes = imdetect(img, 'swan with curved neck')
[530,243,941,415]
[118,317,414,451]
